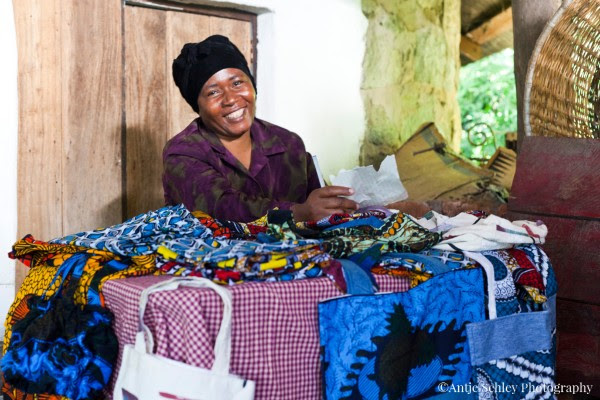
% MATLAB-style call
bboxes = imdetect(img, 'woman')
[163,35,358,222]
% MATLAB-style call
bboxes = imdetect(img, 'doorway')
[123,0,257,217]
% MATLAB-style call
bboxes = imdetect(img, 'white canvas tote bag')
[113,277,255,400]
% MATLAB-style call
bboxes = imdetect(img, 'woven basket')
[524,0,600,138]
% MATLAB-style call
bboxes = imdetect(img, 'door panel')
[14,0,63,244]
[209,15,254,75]
[165,11,211,137]
[14,0,64,288]
[14,0,123,288]
[61,0,123,233]
[125,6,169,219]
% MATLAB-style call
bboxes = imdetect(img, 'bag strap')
[463,251,497,320]
[137,277,233,375]
[41,252,83,300]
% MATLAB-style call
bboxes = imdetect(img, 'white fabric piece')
[417,211,547,251]
[329,155,408,207]
[464,251,497,320]
[113,277,255,400]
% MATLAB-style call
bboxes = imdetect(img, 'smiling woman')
[163,35,358,222]
[197,68,256,169]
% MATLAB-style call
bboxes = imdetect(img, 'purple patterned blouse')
[163,118,321,222]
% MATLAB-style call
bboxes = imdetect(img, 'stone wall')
[360,0,462,166]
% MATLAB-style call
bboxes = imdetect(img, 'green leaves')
[458,48,517,161]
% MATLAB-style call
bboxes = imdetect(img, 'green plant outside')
[458,48,517,162]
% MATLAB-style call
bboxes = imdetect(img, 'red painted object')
[509,136,600,219]
[507,136,600,396]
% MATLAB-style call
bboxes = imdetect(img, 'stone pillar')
[360,0,462,166]
[512,0,562,149]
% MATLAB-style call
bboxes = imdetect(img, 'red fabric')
[507,248,545,291]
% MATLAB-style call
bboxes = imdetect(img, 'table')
[103,274,410,399]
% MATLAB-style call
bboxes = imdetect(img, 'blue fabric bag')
[319,244,558,400]
[319,268,486,400]
[1,253,118,400]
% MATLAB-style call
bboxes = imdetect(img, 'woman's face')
[197,68,256,141]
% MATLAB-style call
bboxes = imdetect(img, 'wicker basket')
[524,0,600,138]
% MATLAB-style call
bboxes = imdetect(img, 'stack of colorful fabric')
[1,204,554,399]
[1,204,441,399]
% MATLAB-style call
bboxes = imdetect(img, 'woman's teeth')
[226,109,244,120]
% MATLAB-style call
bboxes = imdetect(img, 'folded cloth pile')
[2,205,441,399]
[154,209,441,284]
[2,204,551,399]
[319,208,557,400]
[416,210,547,251]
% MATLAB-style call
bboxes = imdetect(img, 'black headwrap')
[172,35,256,113]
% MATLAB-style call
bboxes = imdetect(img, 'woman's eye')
[207,90,218,96]
[233,80,243,86]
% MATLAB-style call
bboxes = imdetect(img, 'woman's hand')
[291,186,359,222]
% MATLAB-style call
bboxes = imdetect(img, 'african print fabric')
[48,205,439,287]
[154,210,441,285]
[265,212,441,258]
[4,235,156,353]
[320,268,486,400]
[1,254,118,400]
[479,244,556,317]
[320,213,441,257]
[372,249,479,288]
[191,210,269,239]
[469,244,558,400]
[3,203,557,399]
[50,204,212,256]
[339,243,558,400]
[473,343,556,400]
[295,210,387,231]
[3,233,157,399]
[156,239,330,284]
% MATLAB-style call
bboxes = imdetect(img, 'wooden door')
[13,0,255,288]
[124,2,256,218]
[13,0,123,288]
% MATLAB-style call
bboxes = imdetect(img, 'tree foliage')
[458,48,517,161]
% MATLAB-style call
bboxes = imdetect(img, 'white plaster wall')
[183,0,368,178]
[0,0,18,333]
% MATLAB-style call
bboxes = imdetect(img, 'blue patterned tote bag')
[319,268,486,400]
[1,253,118,400]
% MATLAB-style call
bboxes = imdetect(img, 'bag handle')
[463,251,497,320]
[41,253,83,300]
[137,277,233,375]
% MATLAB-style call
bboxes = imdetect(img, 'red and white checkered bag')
[113,277,255,400]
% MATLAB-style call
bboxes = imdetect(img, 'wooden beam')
[460,35,483,61]
[467,7,513,45]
